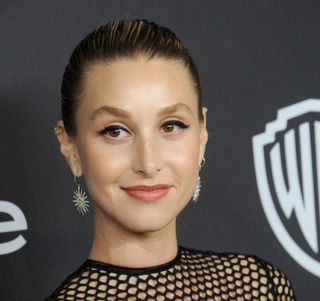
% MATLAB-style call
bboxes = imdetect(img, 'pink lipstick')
[122,184,172,203]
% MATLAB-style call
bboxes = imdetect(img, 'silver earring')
[192,175,201,202]
[72,175,89,215]
[192,157,205,202]
[200,157,205,169]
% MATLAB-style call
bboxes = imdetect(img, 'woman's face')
[66,57,207,233]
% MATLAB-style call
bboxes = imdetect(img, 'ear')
[199,107,209,165]
[54,120,83,177]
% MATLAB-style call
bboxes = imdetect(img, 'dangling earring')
[192,158,205,202]
[192,176,201,202]
[72,174,89,215]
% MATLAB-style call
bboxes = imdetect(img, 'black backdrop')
[1,1,319,300]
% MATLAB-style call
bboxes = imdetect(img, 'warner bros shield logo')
[252,99,320,277]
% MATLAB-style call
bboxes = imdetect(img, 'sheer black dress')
[46,245,296,301]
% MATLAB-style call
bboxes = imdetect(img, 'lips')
[121,184,172,202]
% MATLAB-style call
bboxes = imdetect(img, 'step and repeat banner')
[1,1,319,300]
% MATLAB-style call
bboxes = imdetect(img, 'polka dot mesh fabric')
[46,246,296,301]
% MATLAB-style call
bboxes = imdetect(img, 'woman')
[47,19,296,300]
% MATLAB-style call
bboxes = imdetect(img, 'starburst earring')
[192,158,205,202]
[72,174,89,215]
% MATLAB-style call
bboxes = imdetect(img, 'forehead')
[79,57,198,115]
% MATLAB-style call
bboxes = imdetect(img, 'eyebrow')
[89,102,192,121]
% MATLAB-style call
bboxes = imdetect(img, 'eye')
[99,125,131,139]
[161,120,189,134]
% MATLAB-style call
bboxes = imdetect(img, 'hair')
[61,19,203,137]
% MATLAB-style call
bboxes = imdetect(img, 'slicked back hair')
[61,19,203,136]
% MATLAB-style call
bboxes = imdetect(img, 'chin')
[121,214,175,234]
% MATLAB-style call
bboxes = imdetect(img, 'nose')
[133,135,163,177]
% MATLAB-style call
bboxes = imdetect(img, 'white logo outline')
[252,98,320,278]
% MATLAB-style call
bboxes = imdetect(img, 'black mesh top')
[46,246,296,301]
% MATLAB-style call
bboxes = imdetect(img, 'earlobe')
[201,107,208,128]
[54,120,83,177]
[200,107,208,142]
[199,107,209,164]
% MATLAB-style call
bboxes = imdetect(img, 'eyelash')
[98,120,189,139]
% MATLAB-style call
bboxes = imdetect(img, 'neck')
[88,207,178,268]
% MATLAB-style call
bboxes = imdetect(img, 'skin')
[56,56,208,268]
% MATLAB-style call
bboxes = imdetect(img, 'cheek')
[165,133,200,177]
[78,138,129,187]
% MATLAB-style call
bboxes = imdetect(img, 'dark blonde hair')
[61,19,203,136]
